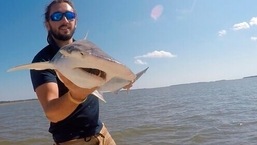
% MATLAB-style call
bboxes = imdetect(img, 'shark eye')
[80,52,84,55]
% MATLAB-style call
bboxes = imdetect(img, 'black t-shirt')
[30,36,102,143]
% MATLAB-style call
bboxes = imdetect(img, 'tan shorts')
[55,124,116,145]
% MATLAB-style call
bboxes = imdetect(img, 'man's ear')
[45,22,50,31]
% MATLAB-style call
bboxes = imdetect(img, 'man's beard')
[49,25,75,41]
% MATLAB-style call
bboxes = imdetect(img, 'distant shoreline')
[0,98,37,105]
[243,75,257,79]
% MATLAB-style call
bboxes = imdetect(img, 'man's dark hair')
[44,0,76,22]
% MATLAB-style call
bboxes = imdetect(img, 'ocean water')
[1,77,257,145]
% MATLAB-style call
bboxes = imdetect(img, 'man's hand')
[56,71,97,102]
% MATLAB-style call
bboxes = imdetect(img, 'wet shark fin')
[7,61,55,72]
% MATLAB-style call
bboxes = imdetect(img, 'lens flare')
[151,5,164,20]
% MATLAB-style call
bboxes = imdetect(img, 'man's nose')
[60,16,69,23]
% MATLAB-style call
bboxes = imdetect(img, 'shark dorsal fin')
[84,31,89,40]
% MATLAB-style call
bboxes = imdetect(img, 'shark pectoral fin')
[7,61,54,72]
[113,67,149,94]
[113,88,122,94]
[92,90,106,103]
[112,81,131,94]
[99,77,130,93]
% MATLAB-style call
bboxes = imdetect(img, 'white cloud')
[218,17,257,38]
[135,50,176,58]
[151,5,164,21]
[218,30,227,37]
[134,59,147,65]
[134,50,176,65]
[251,36,257,41]
[249,17,257,26]
[233,22,250,30]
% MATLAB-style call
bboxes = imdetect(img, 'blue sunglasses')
[50,11,76,21]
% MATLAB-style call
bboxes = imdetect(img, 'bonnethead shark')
[8,39,148,102]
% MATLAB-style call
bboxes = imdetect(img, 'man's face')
[46,2,76,41]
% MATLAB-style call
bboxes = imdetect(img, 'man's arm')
[35,74,97,123]
[35,82,77,123]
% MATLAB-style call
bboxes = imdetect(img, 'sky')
[2,0,257,101]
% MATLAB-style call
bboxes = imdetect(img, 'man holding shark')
[30,0,116,144]
[7,0,148,144]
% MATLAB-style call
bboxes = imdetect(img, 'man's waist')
[52,123,103,143]
[55,123,108,145]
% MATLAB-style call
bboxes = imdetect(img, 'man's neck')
[53,37,73,48]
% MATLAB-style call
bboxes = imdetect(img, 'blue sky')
[2,0,257,101]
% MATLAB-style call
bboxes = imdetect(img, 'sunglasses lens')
[50,12,63,21]
[65,12,76,20]
[50,11,76,21]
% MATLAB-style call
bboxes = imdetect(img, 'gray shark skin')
[8,39,148,102]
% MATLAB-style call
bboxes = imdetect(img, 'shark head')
[60,40,114,59]
[51,40,123,89]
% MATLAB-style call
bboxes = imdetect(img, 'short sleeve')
[30,69,57,91]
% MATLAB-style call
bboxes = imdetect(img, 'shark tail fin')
[113,67,149,94]
[7,61,54,72]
